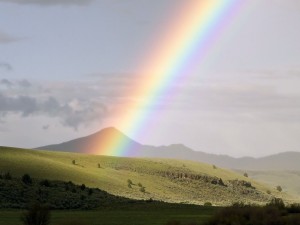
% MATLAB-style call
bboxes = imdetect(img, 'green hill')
[0,146,292,206]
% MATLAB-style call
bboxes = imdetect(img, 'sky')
[0,0,300,157]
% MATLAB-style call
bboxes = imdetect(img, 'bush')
[139,187,145,193]
[204,202,212,206]
[138,182,143,187]
[80,184,86,191]
[244,172,248,177]
[267,190,271,194]
[72,160,76,165]
[267,198,285,210]
[212,165,217,169]
[40,179,51,187]
[97,163,101,168]
[127,179,133,185]
[128,183,132,188]
[3,172,12,180]
[22,174,32,185]
[21,203,50,225]
[277,185,283,192]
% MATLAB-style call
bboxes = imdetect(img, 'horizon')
[1,0,300,157]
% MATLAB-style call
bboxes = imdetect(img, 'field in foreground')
[0,146,292,205]
[0,205,215,225]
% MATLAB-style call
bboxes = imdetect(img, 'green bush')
[204,202,212,206]
[139,187,145,193]
[22,174,32,185]
[21,203,50,225]
[4,172,12,180]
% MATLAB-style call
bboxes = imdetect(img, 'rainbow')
[92,0,246,156]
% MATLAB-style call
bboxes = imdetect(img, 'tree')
[138,182,143,187]
[243,172,248,177]
[22,174,32,185]
[72,160,76,165]
[80,184,86,191]
[21,203,50,225]
[213,165,217,169]
[97,163,101,168]
[127,179,133,185]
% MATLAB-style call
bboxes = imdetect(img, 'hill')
[37,127,300,171]
[0,146,293,206]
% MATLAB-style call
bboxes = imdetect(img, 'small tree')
[276,185,282,192]
[80,184,86,191]
[138,182,143,187]
[21,203,50,225]
[22,174,32,185]
[127,179,133,185]
[213,165,217,169]
[97,163,101,168]
[243,172,248,178]
[72,160,76,165]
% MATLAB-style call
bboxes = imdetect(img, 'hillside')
[37,127,300,171]
[0,146,293,206]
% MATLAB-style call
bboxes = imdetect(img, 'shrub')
[139,187,145,193]
[40,179,50,187]
[80,184,86,191]
[204,202,212,206]
[138,182,143,187]
[22,174,32,185]
[88,189,93,196]
[97,163,101,168]
[212,165,217,169]
[4,172,12,180]
[21,203,50,225]
[128,183,132,188]
[72,160,76,165]
[267,190,271,194]
[244,172,248,177]
[276,185,282,192]
[127,179,133,185]
[267,198,285,210]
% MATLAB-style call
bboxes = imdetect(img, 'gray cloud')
[0,79,13,88]
[0,62,13,71]
[0,90,107,129]
[0,32,19,44]
[42,125,50,130]
[17,79,31,88]
[0,0,94,6]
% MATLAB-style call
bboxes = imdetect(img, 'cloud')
[0,62,13,71]
[0,79,13,88]
[0,0,94,6]
[0,82,107,129]
[0,32,19,44]
[42,124,50,130]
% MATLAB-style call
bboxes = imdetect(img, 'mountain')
[37,127,300,171]
[37,127,142,154]
[0,146,292,205]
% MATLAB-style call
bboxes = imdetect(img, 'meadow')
[0,205,216,225]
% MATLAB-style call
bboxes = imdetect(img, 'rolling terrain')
[0,146,292,206]
[37,127,300,171]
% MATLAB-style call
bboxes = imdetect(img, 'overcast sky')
[0,0,300,157]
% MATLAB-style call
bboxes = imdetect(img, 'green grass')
[0,146,291,205]
[0,206,216,225]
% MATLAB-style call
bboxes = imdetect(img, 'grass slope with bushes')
[0,146,292,205]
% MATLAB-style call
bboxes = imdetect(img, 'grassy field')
[0,146,292,205]
[0,205,216,225]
